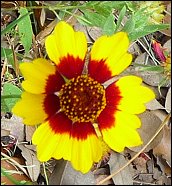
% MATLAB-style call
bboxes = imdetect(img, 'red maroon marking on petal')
[44,94,60,118]
[98,83,122,130]
[105,83,122,108]
[97,106,116,130]
[48,112,72,134]
[45,70,65,94]
[88,59,112,83]
[58,54,85,79]
[71,122,96,140]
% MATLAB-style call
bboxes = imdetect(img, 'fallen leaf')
[87,26,102,41]
[49,160,96,185]
[145,99,165,110]
[129,111,163,152]
[134,52,150,64]
[1,115,25,141]
[165,87,171,113]
[40,8,46,27]
[108,151,133,185]
[163,39,171,53]
[153,124,171,166]
[156,156,171,176]
[151,109,167,121]
[18,144,40,182]
[94,166,113,185]
[128,41,142,56]
[25,125,36,142]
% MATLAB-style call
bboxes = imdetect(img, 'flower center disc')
[59,75,106,122]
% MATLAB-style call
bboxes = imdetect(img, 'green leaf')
[122,15,135,33]
[1,47,14,67]
[1,48,13,57]
[125,1,137,12]
[139,66,164,72]
[1,12,32,36]
[115,5,126,32]
[129,24,169,41]
[102,14,116,35]
[142,24,169,32]
[1,83,22,112]
[101,1,127,10]
[83,10,106,28]
[17,7,33,54]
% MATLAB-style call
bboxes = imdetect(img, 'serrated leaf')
[18,7,33,54]
[2,83,22,112]
[102,14,116,35]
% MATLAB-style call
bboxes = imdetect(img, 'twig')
[133,180,158,185]
[1,152,29,177]
[97,113,171,185]
[42,162,49,185]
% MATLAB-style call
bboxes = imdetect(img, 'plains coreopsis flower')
[12,21,155,173]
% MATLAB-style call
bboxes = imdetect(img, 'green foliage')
[102,14,116,35]
[1,47,14,67]
[1,83,22,112]
[17,7,33,54]
[1,12,32,36]
[115,6,127,32]
[77,2,169,40]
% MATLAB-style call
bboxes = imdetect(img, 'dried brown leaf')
[1,115,25,141]
[87,26,102,41]
[18,144,40,182]
[153,124,171,166]
[40,8,46,27]
[129,111,163,152]
[165,87,171,113]
[163,39,171,53]
[25,125,36,142]
[145,99,165,110]
[49,160,95,185]
[108,151,133,185]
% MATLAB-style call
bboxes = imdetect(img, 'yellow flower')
[12,21,155,173]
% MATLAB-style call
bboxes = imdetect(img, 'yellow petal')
[106,53,132,76]
[70,135,102,173]
[20,58,56,94]
[115,75,155,114]
[45,21,87,65]
[32,115,103,174]
[90,32,132,76]
[32,122,59,161]
[12,92,48,125]
[101,111,142,152]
